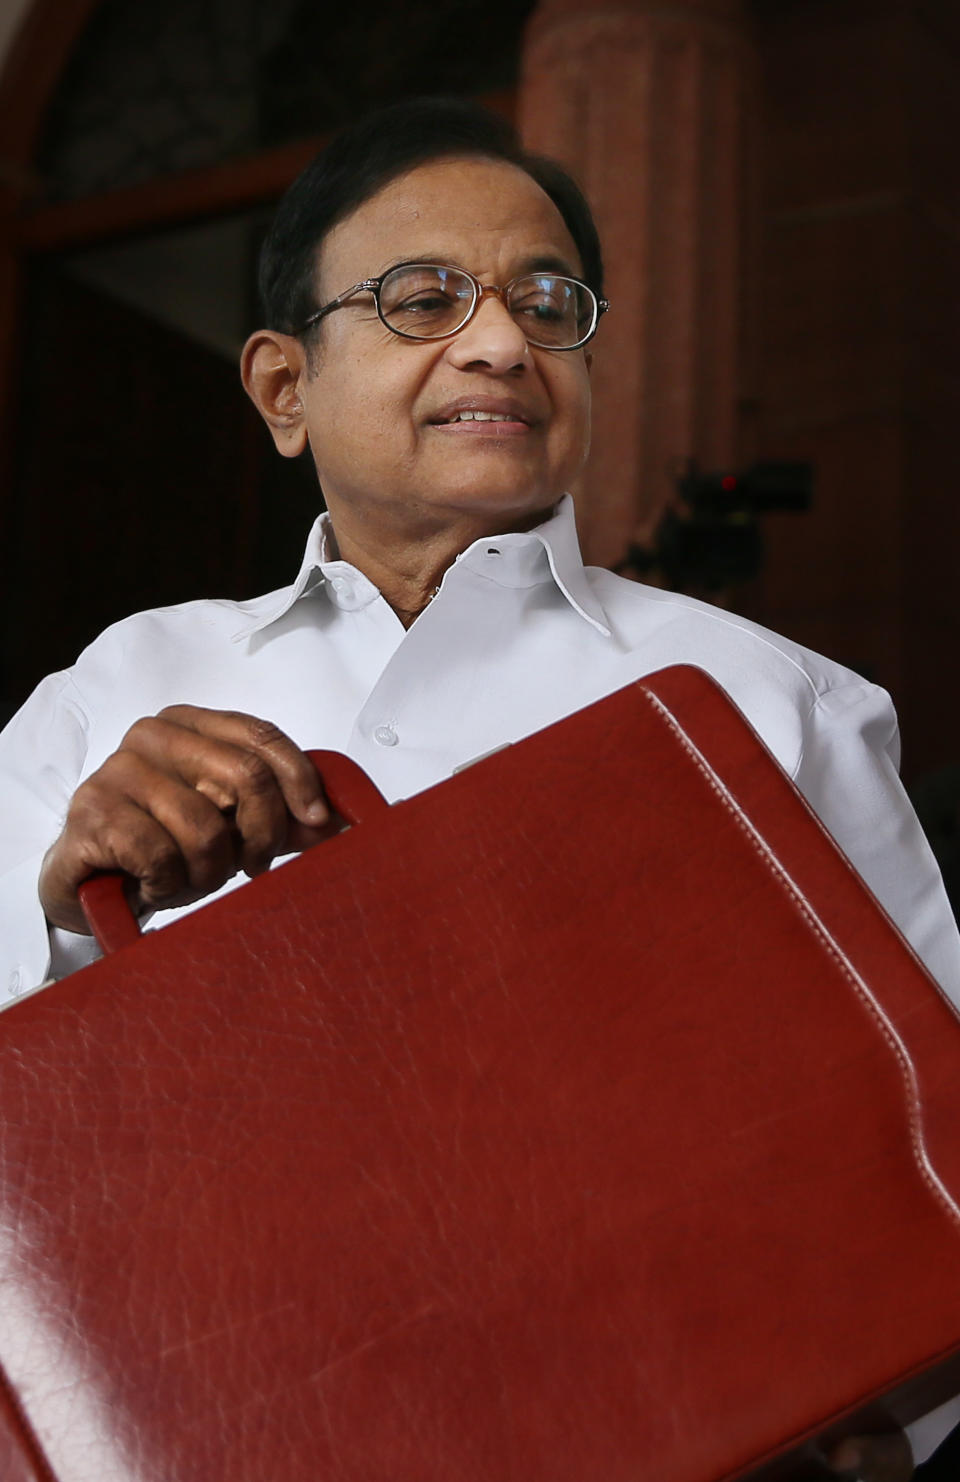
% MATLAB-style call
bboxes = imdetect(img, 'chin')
[437,479,561,516]
[445,497,557,531]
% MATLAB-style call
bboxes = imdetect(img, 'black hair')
[258,95,604,333]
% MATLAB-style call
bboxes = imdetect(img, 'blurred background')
[0,0,956,872]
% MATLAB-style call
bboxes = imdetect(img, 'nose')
[444,287,529,375]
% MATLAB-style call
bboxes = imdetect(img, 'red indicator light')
[721,475,737,492]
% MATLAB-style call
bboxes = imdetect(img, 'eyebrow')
[377,252,582,280]
[519,253,580,278]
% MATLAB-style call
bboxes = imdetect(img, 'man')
[0,98,957,1476]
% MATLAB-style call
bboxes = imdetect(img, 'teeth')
[450,410,512,423]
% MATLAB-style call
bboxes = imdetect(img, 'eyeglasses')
[296,262,609,351]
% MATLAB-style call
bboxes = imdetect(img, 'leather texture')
[0,1380,52,1482]
[2,664,960,1482]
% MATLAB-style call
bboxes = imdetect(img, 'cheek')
[550,366,592,456]
[307,410,430,508]
[307,363,414,460]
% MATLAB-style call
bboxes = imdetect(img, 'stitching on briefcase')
[644,690,960,1230]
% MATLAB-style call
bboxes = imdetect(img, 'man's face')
[296,156,593,533]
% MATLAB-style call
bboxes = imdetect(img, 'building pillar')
[519,0,753,567]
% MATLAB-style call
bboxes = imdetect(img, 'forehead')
[316,155,583,288]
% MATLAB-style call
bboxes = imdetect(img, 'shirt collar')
[528,493,612,637]
[229,516,334,641]
[233,493,612,640]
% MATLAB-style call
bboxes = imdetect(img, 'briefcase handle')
[76,749,388,955]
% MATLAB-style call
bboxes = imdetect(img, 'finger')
[154,707,329,826]
[826,1431,913,1482]
[108,755,244,897]
[40,797,189,934]
[283,815,345,857]
[43,708,334,934]
[69,753,242,899]
[40,750,249,934]
[122,717,298,873]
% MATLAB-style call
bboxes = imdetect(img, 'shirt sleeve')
[793,683,960,1463]
[0,673,102,999]
[793,680,960,1009]
[907,1395,960,1467]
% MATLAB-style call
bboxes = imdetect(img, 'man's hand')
[39,706,336,935]
[825,1431,913,1481]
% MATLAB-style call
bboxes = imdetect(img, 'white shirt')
[2,494,960,1460]
[3,496,959,1003]
[4,495,959,1001]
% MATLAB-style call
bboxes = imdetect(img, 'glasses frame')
[295,262,609,351]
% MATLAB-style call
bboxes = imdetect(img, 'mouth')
[427,399,537,435]
[438,410,525,424]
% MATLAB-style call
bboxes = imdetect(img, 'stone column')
[519,0,753,567]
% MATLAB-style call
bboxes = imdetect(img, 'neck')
[325,500,555,629]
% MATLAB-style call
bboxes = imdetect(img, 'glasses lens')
[507,275,597,348]
[379,265,475,338]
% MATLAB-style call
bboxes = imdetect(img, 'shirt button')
[332,577,347,592]
[373,724,398,747]
[8,968,22,997]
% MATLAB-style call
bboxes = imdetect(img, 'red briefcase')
[1,664,959,1482]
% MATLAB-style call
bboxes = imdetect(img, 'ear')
[240,330,308,458]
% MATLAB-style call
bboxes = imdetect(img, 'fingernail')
[305,800,328,824]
